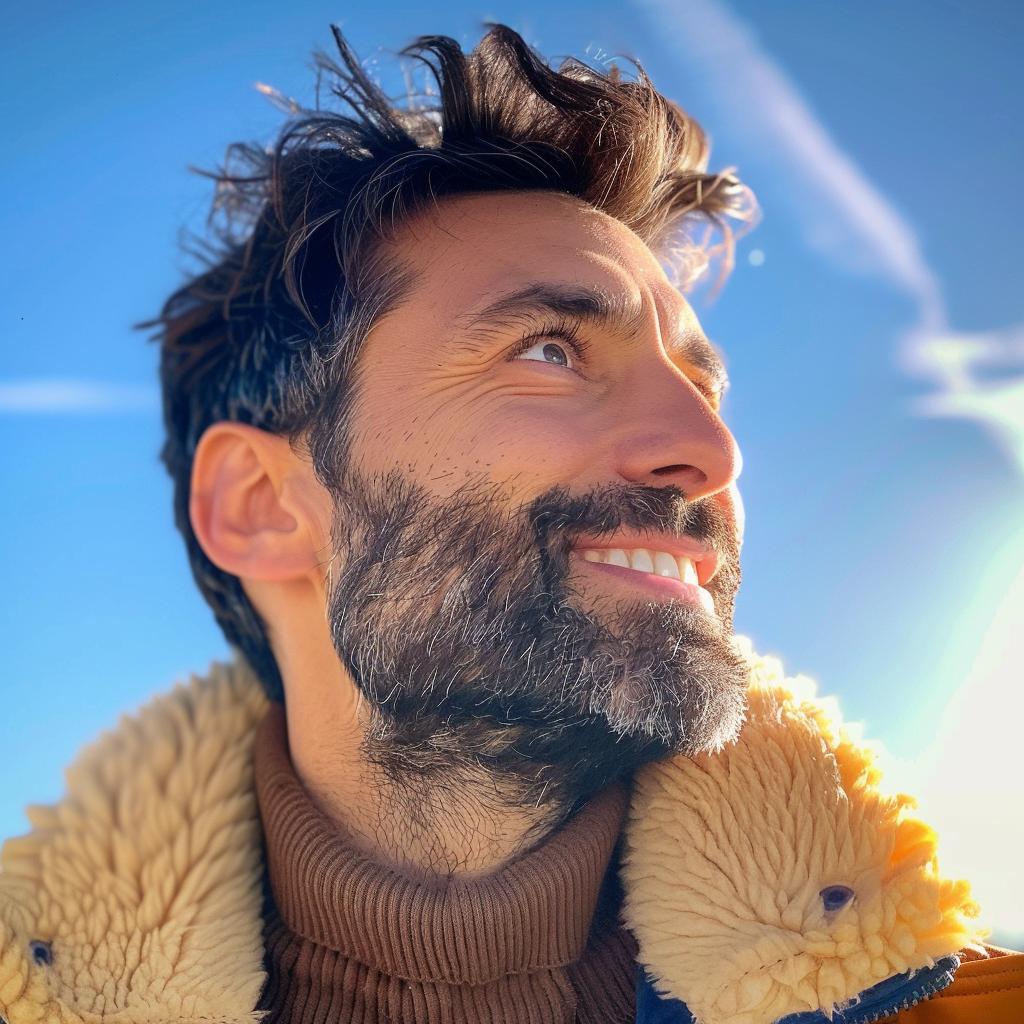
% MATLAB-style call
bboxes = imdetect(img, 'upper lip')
[571,533,719,586]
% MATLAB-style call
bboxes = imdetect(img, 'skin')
[190,191,743,877]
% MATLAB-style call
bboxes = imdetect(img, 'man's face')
[320,191,747,808]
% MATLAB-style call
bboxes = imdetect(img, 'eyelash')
[507,317,590,366]
[504,319,724,408]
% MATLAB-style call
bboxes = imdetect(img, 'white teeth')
[580,547,705,590]
[653,551,680,579]
[630,549,655,573]
[679,557,698,585]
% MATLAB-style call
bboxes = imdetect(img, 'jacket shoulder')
[0,661,269,1023]
[882,945,1024,1023]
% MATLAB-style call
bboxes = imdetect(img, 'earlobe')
[190,423,330,583]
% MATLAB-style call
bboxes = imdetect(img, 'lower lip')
[573,555,716,612]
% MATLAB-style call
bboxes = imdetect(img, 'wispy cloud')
[0,379,159,413]
[633,0,1024,941]
[911,322,1024,470]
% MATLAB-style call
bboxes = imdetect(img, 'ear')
[189,423,332,583]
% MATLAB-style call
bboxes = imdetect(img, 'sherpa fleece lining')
[0,661,269,1024]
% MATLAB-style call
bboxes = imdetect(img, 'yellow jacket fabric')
[0,659,1020,1024]
[877,950,1024,1023]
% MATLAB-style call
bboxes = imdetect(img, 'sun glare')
[879,535,1024,946]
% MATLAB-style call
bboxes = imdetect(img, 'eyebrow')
[463,282,728,388]
[467,283,642,329]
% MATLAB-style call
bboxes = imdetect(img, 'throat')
[349,765,559,878]
[311,717,568,877]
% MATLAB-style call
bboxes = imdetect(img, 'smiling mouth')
[574,544,718,613]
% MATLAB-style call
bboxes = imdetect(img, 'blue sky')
[2,1,1022,941]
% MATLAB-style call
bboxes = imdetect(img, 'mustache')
[529,482,733,547]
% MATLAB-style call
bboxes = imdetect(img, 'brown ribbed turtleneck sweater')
[253,706,638,1023]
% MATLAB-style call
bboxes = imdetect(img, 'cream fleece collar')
[0,651,981,1024]
[0,661,270,1024]
[0,660,631,1024]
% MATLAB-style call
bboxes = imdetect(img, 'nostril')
[820,885,855,913]
[651,463,705,481]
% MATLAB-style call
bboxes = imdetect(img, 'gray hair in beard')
[326,469,748,817]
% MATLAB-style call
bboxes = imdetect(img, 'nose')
[610,357,741,502]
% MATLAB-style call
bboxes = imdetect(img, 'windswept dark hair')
[153,25,754,701]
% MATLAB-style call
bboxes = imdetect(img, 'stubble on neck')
[301,721,563,877]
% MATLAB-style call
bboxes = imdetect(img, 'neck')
[308,748,560,877]
[253,706,638,1024]
[272,616,557,876]
[251,577,566,875]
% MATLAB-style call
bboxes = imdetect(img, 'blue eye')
[820,885,855,912]
[517,340,574,368]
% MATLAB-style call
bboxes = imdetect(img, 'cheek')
[472,404,597,481]
[350,384,599,497]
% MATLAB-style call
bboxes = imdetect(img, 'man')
[1,26,1019,1024]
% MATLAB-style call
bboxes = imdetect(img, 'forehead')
[382,191,705,340]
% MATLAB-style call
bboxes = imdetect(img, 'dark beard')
[326,470,747,817]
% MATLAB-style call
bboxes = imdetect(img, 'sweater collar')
[254,704,627,986]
